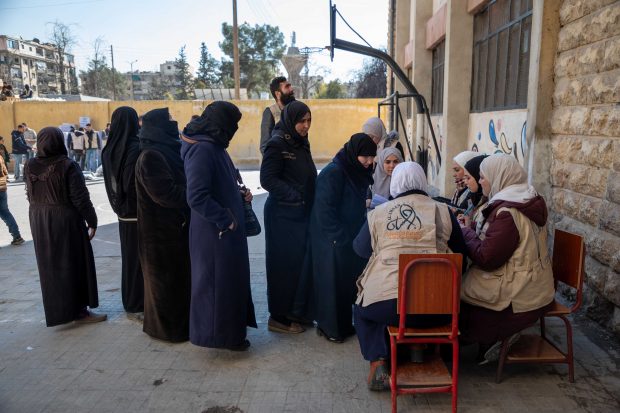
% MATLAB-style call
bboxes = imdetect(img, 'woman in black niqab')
[101,106,144,314]
[135,107,191,342]
[181,101,257,350]
[25,127,105,326]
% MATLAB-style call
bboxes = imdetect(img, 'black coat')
[309,161,369,339]
[260,130,316,318]
[11,131,30,154]
[135,149,191,342]
[25,158,99,326]
[182,139,257,348]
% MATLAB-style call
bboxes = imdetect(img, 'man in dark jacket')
[259,76,295,155]
[11,124,30,181]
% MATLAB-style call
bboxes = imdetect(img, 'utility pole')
[232,0,240,100]
[110,44,116,101]
[128,59,137,101]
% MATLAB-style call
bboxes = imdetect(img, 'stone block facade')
[551,0,620,333]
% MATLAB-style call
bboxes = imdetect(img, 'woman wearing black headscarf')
[101,106,144,316]
[25,127,106,326]
[181,101,257,351]
[259,101,316,333]
[310,133,377,342]
[459,154,489,229]
[135,108,190,342]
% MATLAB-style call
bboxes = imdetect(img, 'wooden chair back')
[552,229,585,291]
[398,254,463,315]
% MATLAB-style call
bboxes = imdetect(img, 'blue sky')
[1,0,388,81]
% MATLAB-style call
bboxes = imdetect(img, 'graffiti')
[468,111,527,164]
[427,117,443,182]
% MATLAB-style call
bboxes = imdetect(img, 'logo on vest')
[386,203,422,231]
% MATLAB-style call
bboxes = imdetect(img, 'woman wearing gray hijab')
[371,147,404,200]
[362,117,404,159]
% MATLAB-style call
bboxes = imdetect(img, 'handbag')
[237,171,261,237]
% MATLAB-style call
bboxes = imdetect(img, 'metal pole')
[129,59,137,101]
[110,45,116,101]
[232,0,240,100]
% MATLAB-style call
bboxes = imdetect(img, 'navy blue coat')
[309,161,369,339]
[182,139,257,348]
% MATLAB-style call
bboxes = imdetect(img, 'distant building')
[0,35,76,96]
[122,61,195,100]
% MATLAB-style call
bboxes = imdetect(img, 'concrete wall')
[549,0,620,333]
[0,99,383,166]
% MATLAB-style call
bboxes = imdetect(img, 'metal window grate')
[470,0,532,112]
[431,40,445,115]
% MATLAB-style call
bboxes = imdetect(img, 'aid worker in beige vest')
[459,154,555,365]
[352,161,468,391]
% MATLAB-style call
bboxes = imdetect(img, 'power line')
[0,0,104,10]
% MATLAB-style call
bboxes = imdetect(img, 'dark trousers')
[354,299,450,361]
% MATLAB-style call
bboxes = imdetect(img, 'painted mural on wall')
[427,115,443,185]
[468,110,527,164]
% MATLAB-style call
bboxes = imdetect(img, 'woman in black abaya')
[101,106,144,316]
[309,133,377,342]
[135,108,191,342]
[260,101,316,333]
[25,127,106,326]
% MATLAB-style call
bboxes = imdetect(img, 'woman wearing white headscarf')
[362,117,405,158]
[370,147,404,200]
[451,150,479,210]
[352,161,467,391]
[460,154,554,364]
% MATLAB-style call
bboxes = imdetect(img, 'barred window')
[470,0,532,112]
[431,40,445,115]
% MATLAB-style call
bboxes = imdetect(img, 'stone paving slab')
[0,187,619,412]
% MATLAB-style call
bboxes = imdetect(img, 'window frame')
[430,40,445,115]
[470,0,533,113]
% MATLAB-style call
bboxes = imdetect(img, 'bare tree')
[91,37,105,96]
[48,20,76,94]
[299,58,330,99]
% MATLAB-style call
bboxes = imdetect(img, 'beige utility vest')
[71,133,85,151]
[86,132,99,149]
[462,207,555,313]
[269,103,281,125]
[356,194,453,307]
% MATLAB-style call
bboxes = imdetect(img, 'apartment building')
[0,35,76,96]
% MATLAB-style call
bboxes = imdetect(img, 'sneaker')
[480,333,521,365]
[367,360,390,391]
[11,237,25,246]
[75,310,107,324]
[268,316,305,334]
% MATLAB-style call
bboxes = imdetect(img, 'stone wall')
[550,0,620,333]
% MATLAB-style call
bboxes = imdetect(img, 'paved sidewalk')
[0,189,619,412]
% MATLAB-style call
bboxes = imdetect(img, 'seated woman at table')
[459,154,555,364]
[353,161,467,391]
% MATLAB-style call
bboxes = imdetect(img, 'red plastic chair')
[495,229,585,383]
[388,254,463,413]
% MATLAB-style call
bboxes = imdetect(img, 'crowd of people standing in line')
[23,76,555,393]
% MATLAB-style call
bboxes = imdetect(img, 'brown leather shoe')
[268,317,305,334]
[75,310,107,324]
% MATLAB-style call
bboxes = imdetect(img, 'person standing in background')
[259,76,295,155]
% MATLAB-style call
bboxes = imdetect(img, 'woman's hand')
[457,214,471,228]
[88,227,97,240]
[241,188,253,202]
